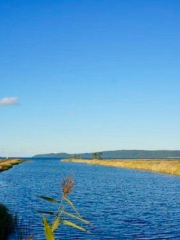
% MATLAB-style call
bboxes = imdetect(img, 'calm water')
[1,159,180,239]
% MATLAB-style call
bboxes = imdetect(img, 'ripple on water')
[0,160,180,239]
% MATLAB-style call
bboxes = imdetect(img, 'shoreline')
[0,159,23,172]
[62,158,180,177]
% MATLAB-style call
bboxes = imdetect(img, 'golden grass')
[62,159,180,176]
[0,159,23,172]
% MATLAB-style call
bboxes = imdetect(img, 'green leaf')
[43,216,56,240]
[37,210,55,215]
[52,216,60,232]
[62,210,92,225]
[64,197,80,216]
[62,220,87,232]
[38,195,59,203]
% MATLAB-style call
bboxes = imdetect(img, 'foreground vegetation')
[38,176,91,240]
[0,204,15,240]
[62,159,180,176]
[0,159,23,172]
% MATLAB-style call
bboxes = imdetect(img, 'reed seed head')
[62,175,74,197]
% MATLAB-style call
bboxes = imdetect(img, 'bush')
[0,203,15,240]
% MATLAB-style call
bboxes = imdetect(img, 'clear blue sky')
[0,0,180,157]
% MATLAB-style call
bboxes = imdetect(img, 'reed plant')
[37,175,91,240]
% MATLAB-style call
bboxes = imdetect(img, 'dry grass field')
[0,159,23,172]
[62,159,180,176]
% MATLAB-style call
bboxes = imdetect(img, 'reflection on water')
[1,159,180,239]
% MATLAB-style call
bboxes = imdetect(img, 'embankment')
[62,159,180,176]
[0,159,23,172]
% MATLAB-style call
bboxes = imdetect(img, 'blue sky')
[0,0,180,157]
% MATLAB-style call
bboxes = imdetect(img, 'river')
[0,159,180,239]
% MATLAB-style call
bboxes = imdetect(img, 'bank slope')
[62,159,180,176]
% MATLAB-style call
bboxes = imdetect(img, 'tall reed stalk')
[37,176,91,240]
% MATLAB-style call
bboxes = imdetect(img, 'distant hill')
[33,150,180,159]
[33,152,71,159]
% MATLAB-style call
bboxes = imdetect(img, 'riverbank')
[62,159,180,176]
[0,159,23,172]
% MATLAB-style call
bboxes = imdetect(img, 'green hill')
[33,150,180,159]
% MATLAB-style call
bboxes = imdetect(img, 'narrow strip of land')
[0,159,23,172]
[62,159,180,176]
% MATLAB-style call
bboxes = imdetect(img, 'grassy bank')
[0,159,23,172]
[62,159,180,176]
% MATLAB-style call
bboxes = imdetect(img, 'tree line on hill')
[72,152,103,160]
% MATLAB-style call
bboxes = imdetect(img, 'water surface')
[1,159,180,239]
